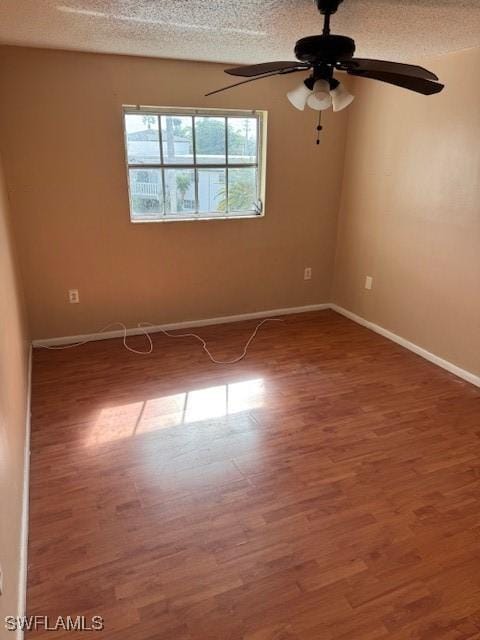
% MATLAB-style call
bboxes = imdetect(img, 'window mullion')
[128,163,257,169]
[225,117,229,215]
[157,116,167,216]
[192,116,199,214]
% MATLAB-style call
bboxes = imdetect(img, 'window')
[123,107,267,222]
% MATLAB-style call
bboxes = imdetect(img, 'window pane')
[164,169,195,216]
[195,117,226,164]
[125,114,160,165]
[228,168,257,213]
[228,117,257,164]
[198,168,226,214]
[129,169,163,220]
[161,116,193,164]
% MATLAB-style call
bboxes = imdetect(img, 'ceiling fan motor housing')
[315,0,344,15]
[295,35,356,65]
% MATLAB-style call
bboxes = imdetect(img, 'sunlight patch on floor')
[86,378,264,446]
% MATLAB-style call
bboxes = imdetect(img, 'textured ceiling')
[0,0,479,65]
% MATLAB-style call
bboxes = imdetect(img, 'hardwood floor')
[28,310,480,639]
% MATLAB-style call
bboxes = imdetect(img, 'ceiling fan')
[206,0,444,115]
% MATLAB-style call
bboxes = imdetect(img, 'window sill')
[130,213,265,224]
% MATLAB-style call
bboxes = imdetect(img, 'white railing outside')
[131,182,160,197]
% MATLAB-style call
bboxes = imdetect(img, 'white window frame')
[123,105,267,223]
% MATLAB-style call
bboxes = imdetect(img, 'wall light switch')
[365,276,373,290]
[304,267,312,281]
[68,289,79,304]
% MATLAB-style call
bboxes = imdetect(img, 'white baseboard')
[31,302,480,389]
[331,304,480,388]
[17,345,32,639]
[32,303,330,348]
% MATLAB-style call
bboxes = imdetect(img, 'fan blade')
[205,68,306,97]
[339,58,439,81]
[225,61,309,77]
[346,69,444,95]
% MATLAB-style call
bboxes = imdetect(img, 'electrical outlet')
[365,276,373,290]
[68,289,79,304]
[304,267,312,281]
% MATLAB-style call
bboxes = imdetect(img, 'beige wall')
[0,46,348,340]
[0,45,478,376]
[0,151,29,623]
[333,47,480,377]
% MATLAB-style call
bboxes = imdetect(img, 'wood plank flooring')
[28,310,480,639]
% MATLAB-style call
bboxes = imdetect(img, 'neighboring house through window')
[123,107,267,222]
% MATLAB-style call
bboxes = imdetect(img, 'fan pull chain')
[316,111,323,145]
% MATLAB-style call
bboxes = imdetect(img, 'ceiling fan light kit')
[306,79,332,110]
[206,0,444,142]
[287,77,353,112]
[286,80,314,111]
[330,79,355,112]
